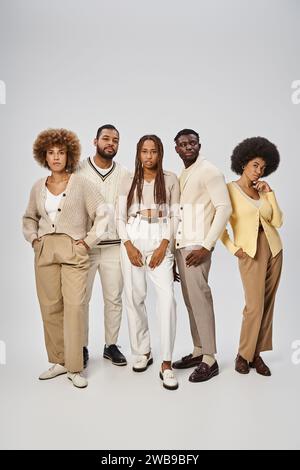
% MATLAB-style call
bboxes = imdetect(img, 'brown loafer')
[172,353,203,370]
[188,361,219,382]
[235,354,250,374]
[249,356,271,376]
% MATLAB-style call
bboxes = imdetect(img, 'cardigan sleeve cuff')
[30,233,39,245]
[201,240,215,252]
[230,245,240,255]
[83,235,97,249]
[266,191,275,200]
[84,230,115,249]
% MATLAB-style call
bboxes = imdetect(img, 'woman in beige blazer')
[221,137,283,376]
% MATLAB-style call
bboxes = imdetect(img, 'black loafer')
[249,356,271,376]
[103,344,127,366]
[189,361,219,383]
[172,353,203,369]
[235,354,250,374]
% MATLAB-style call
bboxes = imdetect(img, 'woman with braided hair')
[117,135,180,390]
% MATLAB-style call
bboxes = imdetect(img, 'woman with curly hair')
[117,135,180,390]
[221,137,283,376]
[23,128,109,388]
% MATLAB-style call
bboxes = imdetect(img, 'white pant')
[120,216,176,361]
[84,244,123,346]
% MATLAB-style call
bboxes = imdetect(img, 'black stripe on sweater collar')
[87,157,116,181]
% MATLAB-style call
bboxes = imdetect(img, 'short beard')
[96,145,116,160]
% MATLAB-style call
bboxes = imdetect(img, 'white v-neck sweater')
[77,158,130,245]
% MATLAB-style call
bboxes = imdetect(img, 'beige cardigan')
[221,182,283,257]
[22,174,111,248]
[176,156,232,250]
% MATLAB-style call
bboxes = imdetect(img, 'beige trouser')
[176,248,217,355]
[34,234,90,373]
[238,230,283,362]
[84,244,123,346]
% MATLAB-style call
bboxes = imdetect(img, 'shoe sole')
[132,357,153,372]
[67,377,88,388]
[159,372,179,390]
[103,354,127,366]
[39,371,67,380]
[235,367,250,374]
[189,368,219,383]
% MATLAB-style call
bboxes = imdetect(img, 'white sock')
[192,347,203,358]
[202,354,215,367]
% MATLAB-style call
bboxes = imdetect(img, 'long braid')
[153,137,166,206]
[127,153,143,213]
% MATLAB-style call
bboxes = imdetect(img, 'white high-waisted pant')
[120,216,176,361]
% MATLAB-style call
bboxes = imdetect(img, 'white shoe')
[132,354,153,372]
[159,368,179,390]
[67,372,88,388]
[39,364,67,380]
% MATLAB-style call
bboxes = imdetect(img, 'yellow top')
[221,182,283,258]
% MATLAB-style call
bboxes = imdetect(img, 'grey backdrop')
[0,0,299,450]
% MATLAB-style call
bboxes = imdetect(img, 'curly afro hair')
[33,128,81,173]
[231,137,280,177]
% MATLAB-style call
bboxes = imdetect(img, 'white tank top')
[45,188,63,222]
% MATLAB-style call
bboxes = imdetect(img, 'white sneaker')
[132,354,153,372]
[67,372,88,388]
[159,368,179,390]
[39,364,67,380]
